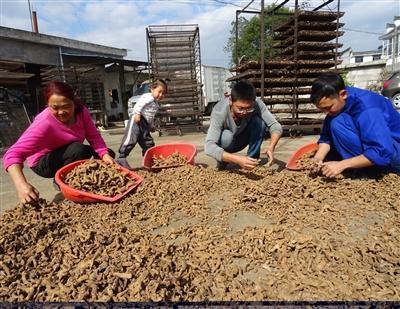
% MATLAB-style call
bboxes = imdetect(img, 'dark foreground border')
[0,301,399,308]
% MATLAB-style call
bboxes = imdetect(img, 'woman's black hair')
[310,73,346,105]
[231,79,256,102]
[43,80,83,113]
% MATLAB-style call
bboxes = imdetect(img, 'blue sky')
[1,0,399,67]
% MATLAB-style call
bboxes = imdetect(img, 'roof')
[379,17,400,40]
[353,50,381,56]
[62,53,147,67]
[0,26,127,58]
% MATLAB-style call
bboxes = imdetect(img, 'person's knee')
[330,113,354,136]
[219,130,234,149]
[330,114,360,147]
[330,113,363,158]
[69,142,96,159]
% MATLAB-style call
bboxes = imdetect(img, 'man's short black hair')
[310,73,346,105]
[231,79,256,102]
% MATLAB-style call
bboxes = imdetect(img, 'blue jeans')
[330,113,400,173]
[219,115,266,160]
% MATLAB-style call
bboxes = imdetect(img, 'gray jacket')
[205,97,282,161]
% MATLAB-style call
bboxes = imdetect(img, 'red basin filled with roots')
[55,159,143,203]
[286,142,318,170]
[142,143,197,171]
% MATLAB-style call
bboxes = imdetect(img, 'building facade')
[380,16,400,73]
[339,47,386,89]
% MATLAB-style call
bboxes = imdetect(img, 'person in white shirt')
[116,79,167,169]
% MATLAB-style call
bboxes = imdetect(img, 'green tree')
[224,5,292,66]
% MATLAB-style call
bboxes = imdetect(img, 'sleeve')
[82,108,109,158]
[204,109,225,162]
[357,108,394,166]
[2,119,49,171]
[318,117,332,145]
[255,98,283,134]
[132,94,153,115]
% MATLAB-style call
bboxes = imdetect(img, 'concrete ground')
[0,123,317,213]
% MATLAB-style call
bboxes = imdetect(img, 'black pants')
[118,117,155,158]
[31,142,115,178]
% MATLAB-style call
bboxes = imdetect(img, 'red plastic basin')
[142,143,197,171]
[286,142,318,170]
[55,159,143,203]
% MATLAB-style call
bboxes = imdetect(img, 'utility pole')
[27,0,33,32]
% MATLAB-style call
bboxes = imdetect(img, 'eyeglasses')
[233,106,254,114]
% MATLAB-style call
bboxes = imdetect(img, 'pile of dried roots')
[63,159,135,196]
[0,166,399,301]
[151,152,188,168]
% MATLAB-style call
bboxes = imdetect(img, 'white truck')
[201,65,234,115]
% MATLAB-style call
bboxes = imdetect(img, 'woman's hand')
[102,153,115,164]
[16,181,39,204]
[7,164,39,204]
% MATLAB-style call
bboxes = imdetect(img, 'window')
[373,54,381,61]
[355,56,363,63]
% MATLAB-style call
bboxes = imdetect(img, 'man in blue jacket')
[311,73,400,177]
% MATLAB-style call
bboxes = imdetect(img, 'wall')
[0,26,126,58]
[339,60,386,89]
[103,69,148,119]
[385,56,400,72]
[0,38,60,66]
[349,55,379,64]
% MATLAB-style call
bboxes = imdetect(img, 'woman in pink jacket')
[3,81,114,204]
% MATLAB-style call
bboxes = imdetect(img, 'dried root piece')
[296,150,322,174]
[63,158,135,197]
[152,151,188,168]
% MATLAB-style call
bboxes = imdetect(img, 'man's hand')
[262,146,275,167]
[102,153,115,164]
[16,181,39,204]
[133,114,141,124]
[312,156,323,165]
[235,156,259,170]
[321,161,345,178]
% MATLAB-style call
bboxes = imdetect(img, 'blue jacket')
[319,86,400,166]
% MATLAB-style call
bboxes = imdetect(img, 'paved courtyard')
[0,124,317,213]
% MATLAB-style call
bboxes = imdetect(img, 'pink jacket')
[3,106,108,170]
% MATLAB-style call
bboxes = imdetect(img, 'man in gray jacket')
[205,80,282,170]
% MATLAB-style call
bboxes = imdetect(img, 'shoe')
[116,158,133,170]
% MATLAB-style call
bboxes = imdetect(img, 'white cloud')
[143,1,193,19]
[74,1,237,66]
[340,0,400,51]
[2,0,399,67]
[0,0,32,31]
